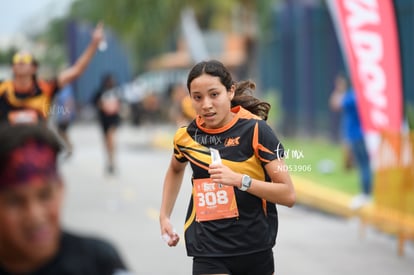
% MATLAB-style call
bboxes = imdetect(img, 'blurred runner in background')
[54,84,76,158]
[93,73,121,175]
[330,73,373,210]
[0,23,104,126]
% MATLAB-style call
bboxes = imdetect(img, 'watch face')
[242,175,251,189]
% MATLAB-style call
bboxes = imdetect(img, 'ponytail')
[231,80,271,121]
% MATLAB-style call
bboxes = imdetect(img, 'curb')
[293,175,414,256]
[292,175,356,218]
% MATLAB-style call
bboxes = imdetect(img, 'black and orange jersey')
[173,106,285,257]
[0,79,59,124]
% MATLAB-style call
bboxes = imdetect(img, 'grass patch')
[260,91,360,195]
[280,138,360,195]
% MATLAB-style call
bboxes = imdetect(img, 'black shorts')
[192,249,274,275]
[99,114,120,134]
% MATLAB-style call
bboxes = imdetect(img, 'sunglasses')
[12,53,33,65]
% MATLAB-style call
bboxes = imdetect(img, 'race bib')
[8,110,38,124]
[193,178,239,222]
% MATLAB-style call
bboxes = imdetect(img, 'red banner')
[327,0,403,135]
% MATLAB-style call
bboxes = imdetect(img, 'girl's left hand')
[208,163,241,188]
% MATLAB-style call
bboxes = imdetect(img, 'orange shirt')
[0,79,59,124]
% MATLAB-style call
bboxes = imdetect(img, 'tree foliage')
[41,0,277,73]
[0,48,17,66]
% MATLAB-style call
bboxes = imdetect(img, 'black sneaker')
[107,165,115,175]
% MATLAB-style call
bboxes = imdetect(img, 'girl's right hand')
[160,219,180,247]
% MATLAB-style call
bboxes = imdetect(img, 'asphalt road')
[58,122,414,275]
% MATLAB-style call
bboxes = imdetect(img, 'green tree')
[35,16,70,71]
[0,47,18,65]
[68,0,188,72]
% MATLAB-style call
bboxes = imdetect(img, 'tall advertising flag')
[326,0,403,164]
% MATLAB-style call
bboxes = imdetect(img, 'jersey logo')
[224,136,240,147]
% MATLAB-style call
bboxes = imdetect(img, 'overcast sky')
[1,0,74,37]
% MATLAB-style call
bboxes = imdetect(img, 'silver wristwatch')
[239,174,252,191]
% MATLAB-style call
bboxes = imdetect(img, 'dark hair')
[187,60,271,120]
[11,51,39,82]
[101,73,116,88]
[31,57,39,68]
[335,71,351,86]
[0,124,62,169]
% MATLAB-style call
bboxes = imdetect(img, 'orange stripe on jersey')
[262,199,267,217]
[252,122,274,164]
[251,122,271,216]
[196,106,260,135]
[181,151,210,171]
[235,105,262,120]
[37,80,57,97]
[184,190,197,231]
[0,81,13,97]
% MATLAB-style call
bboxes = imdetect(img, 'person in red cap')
[0,123,130,274]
